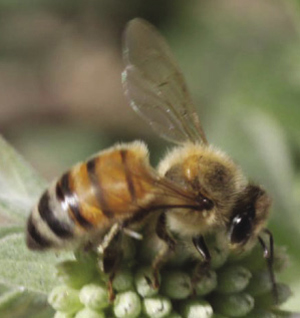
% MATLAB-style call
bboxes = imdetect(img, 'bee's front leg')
[97,223,123,301]
[191,235,211,292]
[152,212,177,289]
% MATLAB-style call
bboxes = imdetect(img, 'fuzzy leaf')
[0,136,72,316]
[0,233,73,295]
[0,287,53,318]
[0,224,24,239]
[0,135,46,223]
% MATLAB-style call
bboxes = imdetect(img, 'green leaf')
[0,136,73,316]
[0,135,46,223]
[0,233,73,295]
[0,288,54,318]
[0,224,24,239]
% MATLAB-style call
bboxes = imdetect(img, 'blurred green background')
[0,0,300,312]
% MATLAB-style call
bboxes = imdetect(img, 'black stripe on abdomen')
[38,191,73,238]
[86,158,114,219]
[58,173,93,229]
[26,215,52,250]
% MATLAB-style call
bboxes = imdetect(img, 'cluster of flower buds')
[48,232,291,318]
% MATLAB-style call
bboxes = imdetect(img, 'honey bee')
[26,18,275,294]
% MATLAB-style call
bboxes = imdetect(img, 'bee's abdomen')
[26,142,154,250]
[56,172,94,229]
[26,165,107,250]
[26,172,82,250]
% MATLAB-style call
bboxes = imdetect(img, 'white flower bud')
[75,307,105,318]
[54,312,75,318]
[134,266,159,297]
[79,283,109,310]
[113,291,142,318]
[143,295,172,318]
[180,299,213,318]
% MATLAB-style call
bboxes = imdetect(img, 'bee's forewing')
[122,18,207,145]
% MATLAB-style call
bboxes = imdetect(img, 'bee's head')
[228,184,272,250]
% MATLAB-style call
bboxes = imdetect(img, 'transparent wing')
[122,18,208,145]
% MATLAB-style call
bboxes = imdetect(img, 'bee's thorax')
[158,143,248,237]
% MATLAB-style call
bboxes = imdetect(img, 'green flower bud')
[273,246,289,272]
[165,311,182,318]
[79,283,109,310]
[210,247,229,269]
[114,291,142,318]
[239,242,289,274]
[122,236,137,262]
[74,307,105,318]
[246,270,272,296]
[113,268,134,292]
[180,299,213,318]
[143,295,172,318]
[210,292,254,317]
[216,265,252,294]
[48,213,294,318]
[54,312,75,318]
[243,308,276,318]
[194,269,217,296]
[134,266,159,297]
[56,260,96,289]
[206,233,229,269]
[254,283,292,308]
[48,285,83,314]
[160,270,192,299]
[138,233,162,264]
[237,244,265,272]
[272,309,300,318]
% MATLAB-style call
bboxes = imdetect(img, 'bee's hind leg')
[152,212,176,289]
[97,223,124,301]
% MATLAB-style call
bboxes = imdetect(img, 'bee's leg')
[191,235,211,292]
[97,223,123,301]
[258,229,278,304]
[152,212,176,289]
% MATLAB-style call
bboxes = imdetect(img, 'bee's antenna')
[258,228,278,304]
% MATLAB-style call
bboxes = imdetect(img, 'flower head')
[48,228,293,318]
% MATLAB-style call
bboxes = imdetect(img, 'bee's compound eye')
[229,214,253,245]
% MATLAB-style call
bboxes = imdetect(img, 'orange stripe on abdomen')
[65,148,157,228]
[67,165,109,228]
[86,151,132,217]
